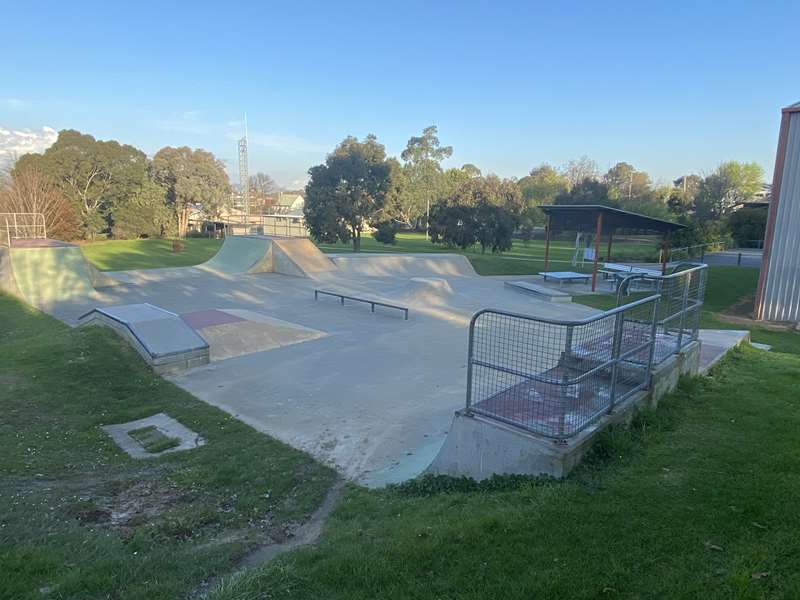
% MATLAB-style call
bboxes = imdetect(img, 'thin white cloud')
[0,125,58,169]
[156,110,210,135]
[1,98,25,110]
[225,127,328,154]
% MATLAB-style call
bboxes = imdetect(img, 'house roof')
[539,205,686,235]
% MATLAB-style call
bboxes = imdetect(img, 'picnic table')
[538,271,592,285]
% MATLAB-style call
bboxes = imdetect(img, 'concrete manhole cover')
[102,412,205,459]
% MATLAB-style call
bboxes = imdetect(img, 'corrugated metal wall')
[762,111,800,322]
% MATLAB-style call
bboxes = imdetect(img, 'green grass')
[80,232,656,276]
[573,266,800,355]
[0,293,336,599]
[204,346,800,599]
[80,238,223,271]
[127,425,181,454]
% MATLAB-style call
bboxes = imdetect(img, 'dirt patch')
[713,295,797,331]
[63,478,184,533]
[189,479,345,599]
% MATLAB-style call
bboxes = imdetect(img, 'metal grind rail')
[314,289,409,320]
[465,294,660,439]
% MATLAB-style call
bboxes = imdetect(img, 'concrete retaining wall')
[428,340,701,480]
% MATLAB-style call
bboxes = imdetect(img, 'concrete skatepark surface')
[4,235,598,485]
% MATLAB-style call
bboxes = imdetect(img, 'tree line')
[1,126,766,251]
[0,129,231,240]
[304,128,766,252]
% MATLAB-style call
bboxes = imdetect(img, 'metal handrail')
[470,293,661,330]
[0,212,47,245]
[465,294,661,438]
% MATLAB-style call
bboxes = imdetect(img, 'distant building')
[271,192,305,215]
[755,101,800,323]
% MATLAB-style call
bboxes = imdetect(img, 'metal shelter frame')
[539,205,686,291]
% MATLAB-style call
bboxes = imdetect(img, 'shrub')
[371,221,398,244]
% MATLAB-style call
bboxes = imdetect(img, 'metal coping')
[78,303,209,359]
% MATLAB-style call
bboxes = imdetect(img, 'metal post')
[737,252,742,267]
[558,324,574,438]
[675,272,691,352]
[607,311,625,413]
[646,294,661,385]
[591,212,603,291]
[465,315,478,412]
[543,215,551,272]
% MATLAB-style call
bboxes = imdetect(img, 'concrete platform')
[32,250,593,485]
[698,329,751,373]
[504,280,572,303]
[78,303,210,373]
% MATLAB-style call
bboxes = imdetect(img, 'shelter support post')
[606,229,614,261]
[661,233,670,274]
[543,215,551,272]
[591,212,603,291]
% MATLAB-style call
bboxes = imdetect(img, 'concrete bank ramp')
[383,277,455,306]
[201,235,274,275]
[271,237,336,276]
[1,240,118,307]
[78,303,210,373]
[330,253,476,278]
[200,235,335,278]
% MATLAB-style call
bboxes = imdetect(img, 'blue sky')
[1,0,797,188]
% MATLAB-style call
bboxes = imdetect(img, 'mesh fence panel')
[467,296,659,439]
[616,265,708,364]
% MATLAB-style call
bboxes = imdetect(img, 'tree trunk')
[352,229,361,252]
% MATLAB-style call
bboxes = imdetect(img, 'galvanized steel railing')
[615,263,708,365]
[465,294,660,439]
[0,212,47,246]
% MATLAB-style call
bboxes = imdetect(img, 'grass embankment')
[206,346,800,599]
[0,294,335,599]
[80,238,222,271]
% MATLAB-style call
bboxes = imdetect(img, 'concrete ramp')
[201,235,274,275]
[271,238,336,276]
[199,235,335,278]
[330,253,476,278]
[78,303,210,373]
[383,277,455,306]
[2,240,119,307]
[0,246,22,299]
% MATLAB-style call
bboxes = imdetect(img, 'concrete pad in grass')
[102,413,205,459]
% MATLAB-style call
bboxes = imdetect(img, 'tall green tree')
[517,164,569,239]
[398,125,453,226]
[150,147,231,237]
[518,164,569,205]
[111,180,174,239]
[304,135,393,251]
[694,161,764,219]
[430,175,523,253]
[603,162,651,200]
[554,179,612,207]
[13,129,149,238]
